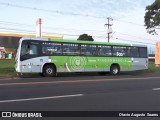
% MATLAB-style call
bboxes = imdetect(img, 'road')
[0,72,160,112]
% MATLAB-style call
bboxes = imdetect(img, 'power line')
[0,20,34,27]
[0,26,35,33]
[0,2,145,27]
[0,20,150,41]
[115,32,158,42]
[0,25,156,45]
[0,26,105,38]
[113,37,156,45]
[0,20,152,43]
[0,2,104,19]
[44,32,157,45]
[0,19,156,42]
[0,22,157,43]
[0,20,106,33]
[113,19,144,27]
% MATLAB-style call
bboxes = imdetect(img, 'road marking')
[0,76,160,86]
[0,94,83,103]
[152,88,160,91]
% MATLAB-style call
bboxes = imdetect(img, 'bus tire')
[110,65,120,75]
[43,65,56,77]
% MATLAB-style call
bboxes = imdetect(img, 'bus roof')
[49,39,131,46]
[20,37,147,47]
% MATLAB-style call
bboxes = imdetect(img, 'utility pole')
[105,17,113,42]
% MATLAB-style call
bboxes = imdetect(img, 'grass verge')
[144,64,160,72]
[0,59,16,77]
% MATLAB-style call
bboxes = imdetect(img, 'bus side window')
[131,47,139,58]
[139,47,147,58]
[56,47,62,55]
[126,47,130,57]
[98,48,103,56]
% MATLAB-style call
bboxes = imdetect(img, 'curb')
[0,75,17,79]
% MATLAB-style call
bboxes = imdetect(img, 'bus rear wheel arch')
[110,64,120,75]
[43,64,57,77]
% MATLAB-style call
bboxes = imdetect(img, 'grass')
[0,59,16,76]
[0,59,159,77]
[144,64,160,72]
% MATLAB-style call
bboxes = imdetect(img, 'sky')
[0,0,158,53]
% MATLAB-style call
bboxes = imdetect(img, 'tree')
[77,34,94,41]
[144,0,160,35]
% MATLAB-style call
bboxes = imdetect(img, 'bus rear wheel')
[110,65,120,75]
[43,65,56,77]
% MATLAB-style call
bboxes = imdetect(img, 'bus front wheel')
[110,65,120,75]
[43,65,56,77]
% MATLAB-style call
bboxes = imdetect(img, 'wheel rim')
[46,68,53,75]
[113,67,118,74]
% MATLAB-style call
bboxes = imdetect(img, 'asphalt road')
[0,72,160,113]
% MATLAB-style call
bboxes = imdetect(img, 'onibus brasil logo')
[65,56,87,72]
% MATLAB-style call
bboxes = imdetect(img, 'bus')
[15,37,148,77]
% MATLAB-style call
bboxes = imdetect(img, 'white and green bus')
[15,37,148,77]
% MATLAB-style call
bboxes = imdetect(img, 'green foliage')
[77,34,94,41]
[144,0,160,34]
